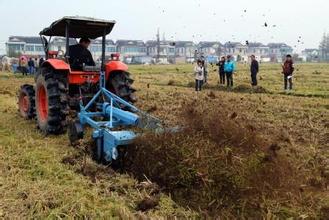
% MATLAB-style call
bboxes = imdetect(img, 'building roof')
[267,43,291,48]
[50,37,78,45]
[303,48,319,52]
[199,41,222,48]
[92,39,115,45]
[8,36,42,44]
[175,41,195,47]
[145,40,175,47]
[223,42,244,47]
[116,40,145,47]
[247,42,267,47]
[145,40,158,47]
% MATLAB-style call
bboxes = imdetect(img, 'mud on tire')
[18,84,35,119]
[35,68,69,134]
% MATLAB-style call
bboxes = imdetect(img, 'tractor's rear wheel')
[18,84,35,119]
[106,71,137,103]
[35,69,69,134]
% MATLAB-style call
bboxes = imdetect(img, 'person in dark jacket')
[282,54,295,91]
[39,57,44,67]
[250,55,259,86]
[68,38,95,70]
[27,58,35,75]
[217,56,226,85]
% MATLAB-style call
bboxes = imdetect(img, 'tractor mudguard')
[105,61,128,79]
[41,59,70,70]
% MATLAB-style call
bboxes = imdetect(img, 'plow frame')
[78,70,139,162]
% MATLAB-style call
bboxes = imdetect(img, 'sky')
[0,0,328,54]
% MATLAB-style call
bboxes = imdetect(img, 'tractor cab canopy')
[39,16,116,39]
[40,16,116,70]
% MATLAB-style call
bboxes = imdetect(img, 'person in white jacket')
[194,60,204,91]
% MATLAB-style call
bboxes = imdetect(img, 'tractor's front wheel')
[35,69,69,134]
[18,84,35,119]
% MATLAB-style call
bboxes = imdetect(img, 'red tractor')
[18,16,136,134]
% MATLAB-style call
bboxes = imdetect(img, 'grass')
[130,62,329,98]
[0,63,329,218]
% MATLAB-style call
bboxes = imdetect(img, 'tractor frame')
[18,16,136,134]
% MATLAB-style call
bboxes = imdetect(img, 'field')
[0,63,328,219]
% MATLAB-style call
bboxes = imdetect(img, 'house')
[116,40,147,63]
[6,36,44,57]
[6,35,295,64]
[6,36,118,61]
[146,40,175,57]
[198,41,222,56]
[174,41,196,63]
[89,39,116,61]
[224,42,248,61]
[196,41,222,63]
[146,40,175,63]
[49,37,77,52]
[246,42,270,61]
[301,49,319,62]
[268,43,293,62]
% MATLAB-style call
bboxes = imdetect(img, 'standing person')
[20,57,28,76]
[200,55,208,83]
[250,55,259,87]
[217,56,226,85]
[39,57,45,67]
[18,57,22,72]
[27,58,35,75]
[34,58,39,73]
[194,60,204,92]
[282,54,295,91]
[224,55,236,88]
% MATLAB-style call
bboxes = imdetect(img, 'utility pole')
[156,28,160,63]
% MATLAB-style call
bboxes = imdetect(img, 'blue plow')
[68,71,163,163]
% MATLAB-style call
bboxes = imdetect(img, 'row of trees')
[319,33,329,61]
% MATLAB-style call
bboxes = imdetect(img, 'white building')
[301,49,319,62]
[146,40,175,57]
[6,36,44,57]
[224,42,248,61]
[89,39,116,61]
[116,40,147,57]
[198,41,222,56]
[268,43,293,62]
[175,41,196,63]
[146,40,175,63]
[49,37,77,53]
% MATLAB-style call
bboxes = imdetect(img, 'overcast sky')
[0,0,328,53]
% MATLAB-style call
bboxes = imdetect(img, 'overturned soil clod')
[124,100,301,218]
[136,195,160,212]
[233,84,270,94]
